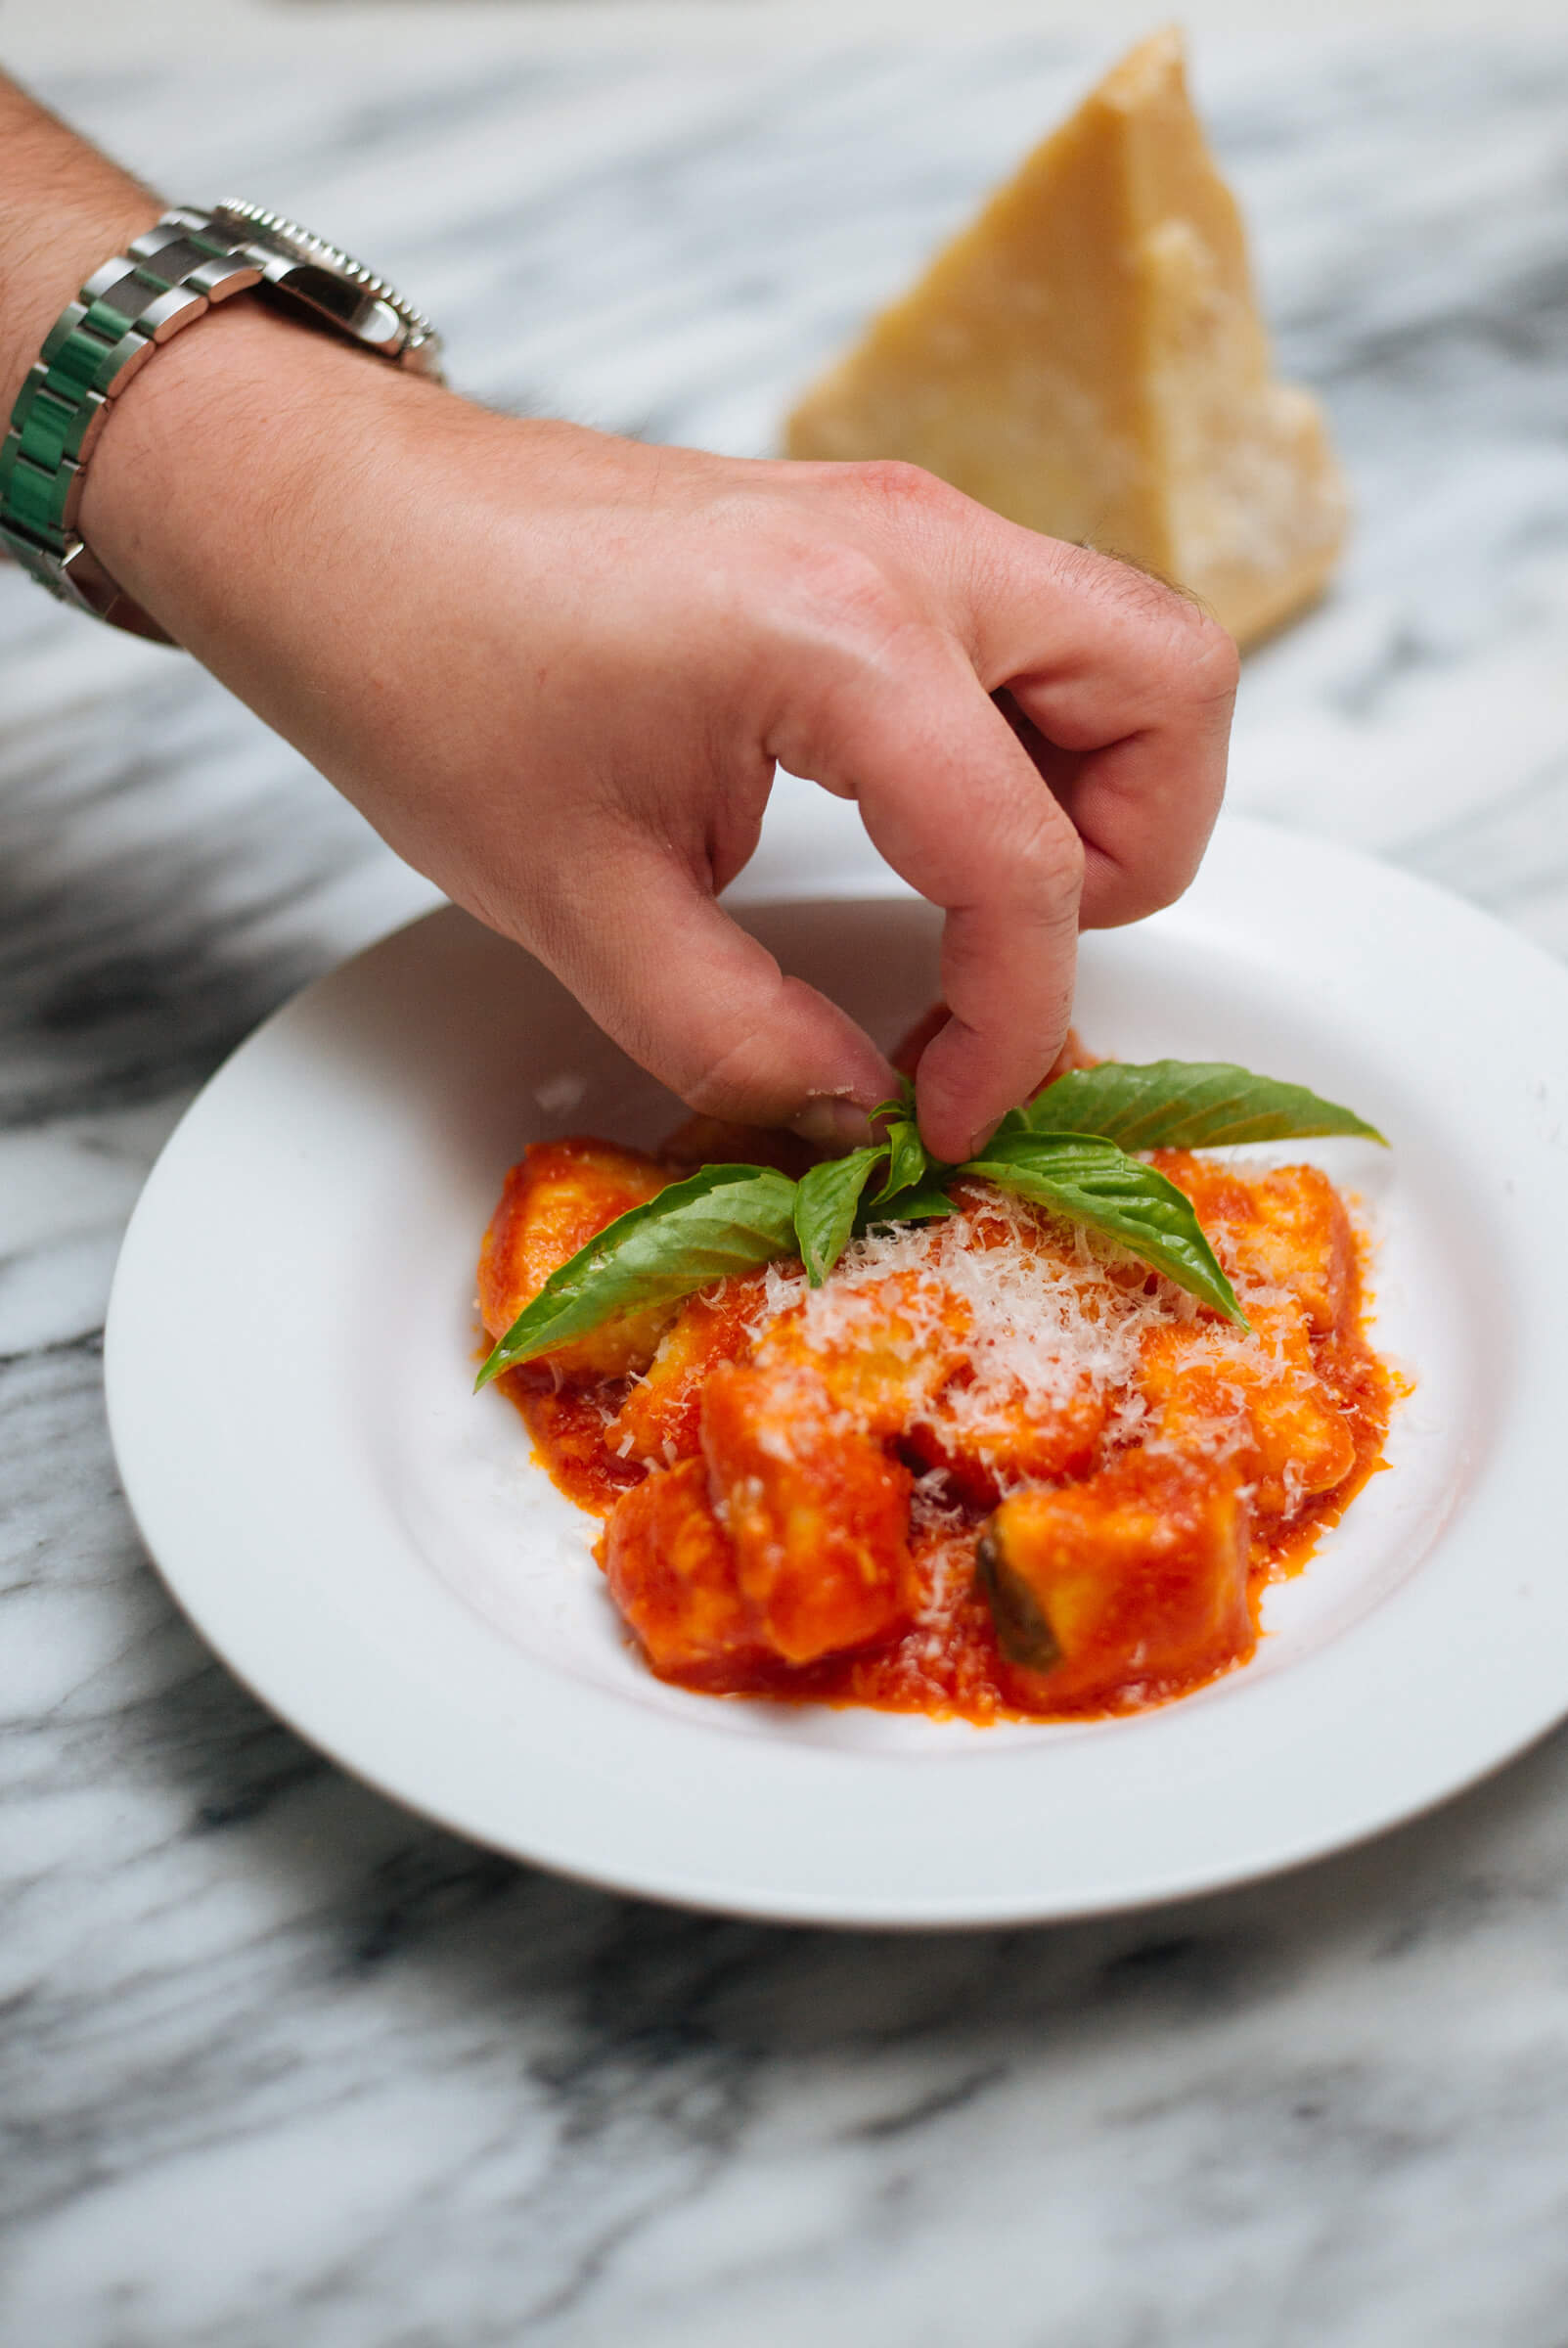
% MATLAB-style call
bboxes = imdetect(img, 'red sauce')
[503,1372,645,1511]
[495,1182,1396,1726]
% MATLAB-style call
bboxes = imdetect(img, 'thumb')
[530,846,895,1143]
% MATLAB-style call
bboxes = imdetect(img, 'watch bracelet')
[0,212,278,641]
[0,204,441,643]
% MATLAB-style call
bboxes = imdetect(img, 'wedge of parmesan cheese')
[785,28,1347,647]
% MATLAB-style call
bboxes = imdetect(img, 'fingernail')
[792,1096,875,1153]
[967,1119,1001,1157]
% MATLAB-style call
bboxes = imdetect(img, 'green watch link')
[0,202,442,644]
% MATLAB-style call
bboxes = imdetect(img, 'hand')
[81,302,1237,1161]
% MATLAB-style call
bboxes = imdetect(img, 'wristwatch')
[0,201,443,644]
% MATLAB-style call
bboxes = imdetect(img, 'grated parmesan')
[752,1189,1203,1471]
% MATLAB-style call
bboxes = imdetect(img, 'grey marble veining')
[6,22,1568,2345]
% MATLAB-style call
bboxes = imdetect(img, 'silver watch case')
[180,201,445,381]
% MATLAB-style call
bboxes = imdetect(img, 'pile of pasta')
[478,1122,1391,1723]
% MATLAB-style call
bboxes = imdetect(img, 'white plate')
[105,818,1568,1927]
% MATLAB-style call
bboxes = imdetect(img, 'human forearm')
[0,70,1237,1159]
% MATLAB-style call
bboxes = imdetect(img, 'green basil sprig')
[871,1103,933,1204]
[785,1084,960,1284]
[868,1183,958,1226]
[1017,1061,1386,1151]
[476,1059,1381,1382]
[957,1130,1244,1325]
[793,1144,891,1286]
[475,1163,797,1387]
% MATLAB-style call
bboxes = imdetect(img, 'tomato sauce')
[494,1169,1395,1726]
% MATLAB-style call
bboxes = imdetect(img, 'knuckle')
[1005,797,1085,922]
[1185,610,1241,705]
[1076,542,1189,613]
[1070,545,1227,638]
[847,456,956,520]
[1054,544,1240,710]
[680,1014,777,1120]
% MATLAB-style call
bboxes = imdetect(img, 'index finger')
[959,532,1238,929]
[775,489,1236,1156]
[784,630,1088,1161]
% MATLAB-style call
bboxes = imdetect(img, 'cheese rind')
[784,28,1347,647]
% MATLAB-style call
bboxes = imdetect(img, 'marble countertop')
[6,14,1568,2343]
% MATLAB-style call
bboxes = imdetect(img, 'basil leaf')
[957,1130,1247,1326]
[866,1182,959,1226]
[1022,1060,1385,1151]
[872,1115,932,1205]
[793,1145,889,1287]
[476,1163,800,1386]
[477,1058,1373,1392]
[869,1076,917,1124]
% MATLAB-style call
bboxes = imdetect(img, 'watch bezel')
[198,200,444,378]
